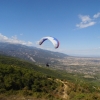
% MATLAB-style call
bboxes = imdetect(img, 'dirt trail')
[63,82,68,99]
[56,79,69,100]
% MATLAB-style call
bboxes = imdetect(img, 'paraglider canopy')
[38,36,59,67]
[38,36,59,49]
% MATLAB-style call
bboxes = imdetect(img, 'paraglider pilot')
[46,63,49,67]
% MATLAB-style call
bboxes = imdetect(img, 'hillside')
[0,55,100,100]
[0,55,65,100]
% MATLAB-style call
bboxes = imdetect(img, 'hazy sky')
[0,0,100,56]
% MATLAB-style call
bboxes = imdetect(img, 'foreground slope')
[0,55,63,100]
[0,55,100,100]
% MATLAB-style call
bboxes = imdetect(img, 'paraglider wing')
[39,36,59,48]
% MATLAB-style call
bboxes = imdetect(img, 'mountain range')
[0,42,68,65]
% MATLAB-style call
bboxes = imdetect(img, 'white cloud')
[76,12,100,29]
[76,15,96,28]
[79,15,91,22]
[0,33,33,46]
[76,21,96,28]
[93,12,100,18]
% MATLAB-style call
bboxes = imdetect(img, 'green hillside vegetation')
[0,55,100,100]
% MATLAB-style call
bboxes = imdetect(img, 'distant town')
[54,57,100,76]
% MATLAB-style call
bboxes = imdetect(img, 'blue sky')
[0,0,100,56]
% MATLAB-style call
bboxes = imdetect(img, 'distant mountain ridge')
[0,42,68,65]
